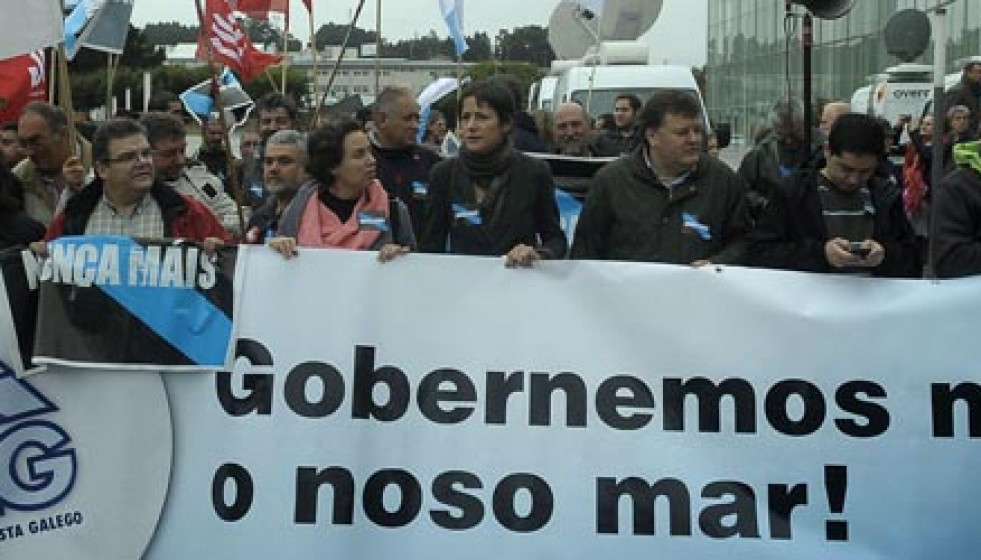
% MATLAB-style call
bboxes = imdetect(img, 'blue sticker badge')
[682,213,712,241]
[358,212,389,232]
[452,204,482,226]
[412,180,428,197]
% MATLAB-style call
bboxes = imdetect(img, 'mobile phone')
[848,242,871,258]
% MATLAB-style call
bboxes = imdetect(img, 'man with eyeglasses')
[140,112,242,237]
[14,102,93,225]
[40,119,230,248]
[748,113,921,277]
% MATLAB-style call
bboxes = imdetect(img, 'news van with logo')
[851,59,977,124]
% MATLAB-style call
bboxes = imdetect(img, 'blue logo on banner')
[48,236,232,367]
[0,364,77,515]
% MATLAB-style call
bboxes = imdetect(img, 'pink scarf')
[296,180,389,250]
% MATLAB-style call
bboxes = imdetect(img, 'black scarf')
[457,139,515,227]
[458,139,514,182]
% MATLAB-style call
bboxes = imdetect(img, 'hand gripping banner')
[30,236,240,372]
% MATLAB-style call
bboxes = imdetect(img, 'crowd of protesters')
[4,61,981,280]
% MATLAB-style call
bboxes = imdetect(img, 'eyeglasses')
[105,148,153,165]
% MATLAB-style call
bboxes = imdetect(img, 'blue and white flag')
[64,0,106,59]
[30,237,240,372]
[77,0,135,55]
[180,69,254,129]
[438,0,468,57]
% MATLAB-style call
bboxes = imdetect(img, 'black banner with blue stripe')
[32,236,237,371]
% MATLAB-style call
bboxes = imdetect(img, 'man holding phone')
[748,113,921,278]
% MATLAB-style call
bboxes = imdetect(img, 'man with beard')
[552,102,598,157]
[591,93,642,157]
[244,130,311,243]
[141,112,241,237]
[194,114,233,184]
[369,86,440,236]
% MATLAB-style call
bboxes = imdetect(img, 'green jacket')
[572,147,749,265]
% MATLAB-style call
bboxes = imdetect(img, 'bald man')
[552,102,597,157]
[819,101,851,140]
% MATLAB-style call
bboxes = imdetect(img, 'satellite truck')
[850,9,978,126]
[534,0,730,147]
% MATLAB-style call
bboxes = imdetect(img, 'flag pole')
[374,0,381,97]
[57,44,78,153]
[308,3,322,127]
[48,47,58,103]
[281,6,290,94]
[195,0,247,239]
[312,0,368,120]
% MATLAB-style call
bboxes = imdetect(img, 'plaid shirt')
[84,193,165,238]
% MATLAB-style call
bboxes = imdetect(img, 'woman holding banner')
[268,119,415,262]
[420,79,567,267]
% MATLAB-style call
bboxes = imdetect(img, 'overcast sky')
[131,0,708,66]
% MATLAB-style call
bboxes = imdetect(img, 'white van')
[528,76,559,112]
[545,41,719,141]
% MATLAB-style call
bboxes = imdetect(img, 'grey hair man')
[945,61,981,137]
[141,111,242,236]
[369,85,441,236]
[15,102,93,225]
[244,130,311,243]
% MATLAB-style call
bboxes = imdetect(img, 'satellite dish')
[598,0,663,41]
[884,9,931,63]
[548,0,663,60]
[548,1,602,60]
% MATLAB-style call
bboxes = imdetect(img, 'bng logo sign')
[0,364,77,516]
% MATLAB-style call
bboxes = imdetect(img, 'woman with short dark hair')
[268,119,415,261]
[420,79,566,266]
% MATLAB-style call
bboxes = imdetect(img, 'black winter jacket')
[571,147,748,265]
[420,151,567,258]
[748,167,921,277]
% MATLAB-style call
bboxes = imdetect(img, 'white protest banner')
[0,270,172,558]
[6,247,981,558]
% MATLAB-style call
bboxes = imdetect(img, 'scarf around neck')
[296,179,389,250]
[458,139,515,180]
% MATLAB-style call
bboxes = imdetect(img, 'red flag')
[0,51,47,124]
[200,0,283,83]
[231,0,289,20]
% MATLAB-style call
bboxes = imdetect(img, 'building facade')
[706,0,981,142]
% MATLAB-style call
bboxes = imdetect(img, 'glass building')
[706,0,981,142]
